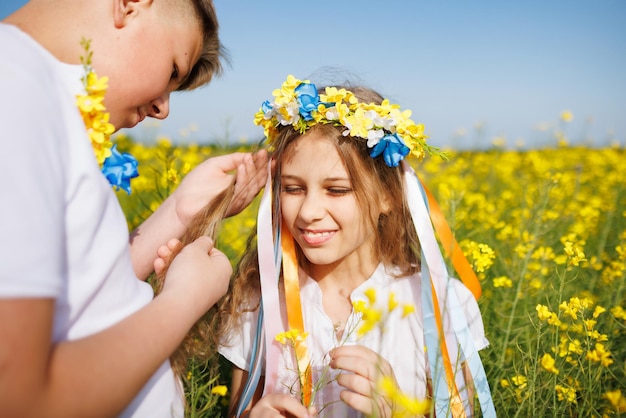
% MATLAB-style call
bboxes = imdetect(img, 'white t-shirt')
[0,24,184,417]
[219,263,488,417]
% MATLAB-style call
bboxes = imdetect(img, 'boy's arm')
[0,236,230,418]
[129,151,268,280]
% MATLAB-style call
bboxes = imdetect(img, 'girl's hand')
[160,236,231,319]
[172,150,268,227]
[330,345,398,417]
[248,393,315,418]
[153,238,181,275]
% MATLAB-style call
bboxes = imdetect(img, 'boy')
[0,0,267,416]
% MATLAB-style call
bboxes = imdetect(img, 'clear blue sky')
[2,1,625,149]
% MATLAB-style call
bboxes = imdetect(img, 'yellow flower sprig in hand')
[352,289,429,417]
[274,328,312,405]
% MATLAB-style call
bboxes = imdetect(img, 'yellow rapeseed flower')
[559,300,579,320]
[611,306,626,321]
[560,110,574,122]
[401,304,415,318]
[563,241,586,267]
[493,276,513,288]
[275,329,308,346]
[586,343,613,367]
[555,384,577,404]
[511,375,527,388]
[541,353,559,374]
[388,292,398,312]
[377,376,430,417]
[604,390,626,412]
[211,385,228,397]
[592,305,606,318]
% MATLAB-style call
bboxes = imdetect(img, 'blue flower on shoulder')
[295,82,320,121]
[369,133,410,167]
[101,145,139,194]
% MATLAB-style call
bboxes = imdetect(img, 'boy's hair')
[176,0,225,91]
[216,85,421,346]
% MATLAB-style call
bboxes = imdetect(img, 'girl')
[216,76,495,417]
[161,76,495,417]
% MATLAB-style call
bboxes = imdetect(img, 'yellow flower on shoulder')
[76,93,105,114]
[85,71,109,96]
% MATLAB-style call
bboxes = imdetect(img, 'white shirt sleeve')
[219,307,262,372]
[0,32,68,298]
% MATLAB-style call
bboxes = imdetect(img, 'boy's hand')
[330,345,397,417]
[172,150,268,227]
[248,393,315,418]
[160,236,231,319]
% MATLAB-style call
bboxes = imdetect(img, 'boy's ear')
[113,0,154,28]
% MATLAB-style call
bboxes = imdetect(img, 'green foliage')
[116,132,626,417]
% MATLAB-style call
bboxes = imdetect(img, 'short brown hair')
[177,0,225,91]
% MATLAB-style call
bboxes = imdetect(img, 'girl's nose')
[298,193,325,223]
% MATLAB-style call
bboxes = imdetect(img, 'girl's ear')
[113,0,154,29]
[380,193,392,215]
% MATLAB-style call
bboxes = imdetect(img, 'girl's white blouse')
[219,263,488,417]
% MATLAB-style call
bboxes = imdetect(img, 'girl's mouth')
[300,229,335,246]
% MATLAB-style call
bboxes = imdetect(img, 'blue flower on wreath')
[369,133,410,167]
[295,82,321,121]
[261,100,273,114]
[102,145,139,194]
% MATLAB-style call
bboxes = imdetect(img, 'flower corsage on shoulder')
[76,38,139,194]
[254,75,444,167]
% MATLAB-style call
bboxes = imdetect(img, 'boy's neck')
[3,0,106,65]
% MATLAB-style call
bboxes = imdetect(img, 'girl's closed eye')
[327,187,352,196]
[282,185,305,194]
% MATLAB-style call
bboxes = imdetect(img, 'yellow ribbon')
[418,176,482,300]
[281,223,313,406]
[431,280,467,417]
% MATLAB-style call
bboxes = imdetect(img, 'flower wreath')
[254,74,444,167]
[76,38,139,194]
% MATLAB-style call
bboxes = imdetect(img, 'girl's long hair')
[216,85,422,347]
[153,179,236,379]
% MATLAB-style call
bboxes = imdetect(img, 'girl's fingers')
[330,345,384,380]
[336,371,373,396]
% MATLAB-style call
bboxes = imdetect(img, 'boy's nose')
[148,93,170,120]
